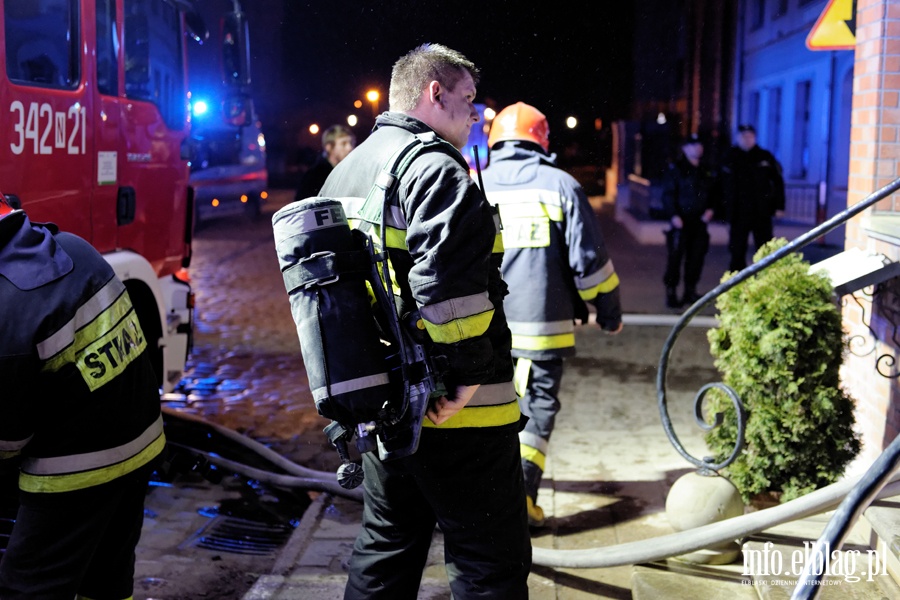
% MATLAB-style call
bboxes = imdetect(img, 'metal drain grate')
[191,515,293,556]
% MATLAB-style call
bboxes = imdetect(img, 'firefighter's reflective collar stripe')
[37,277,147,392]
[422,381,519,429]
[19,415,165,493]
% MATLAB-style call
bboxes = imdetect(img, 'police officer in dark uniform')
[661,134,717,308]
[0,196,164,600]
[721,124,786,272]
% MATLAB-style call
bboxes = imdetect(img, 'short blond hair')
[388,44,479,112]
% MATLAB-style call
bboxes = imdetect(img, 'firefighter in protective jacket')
[482,102,623,527]
[319,45,530,598]
[0,199,164,600]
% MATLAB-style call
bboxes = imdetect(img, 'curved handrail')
[658,176,900,470]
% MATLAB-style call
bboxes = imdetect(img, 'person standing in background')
[721,124,785,272]
[295,124,356,200]
[661,134,717,308]
[481,101,623,528]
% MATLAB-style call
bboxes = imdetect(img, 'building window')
[767,87,782,158]
[746,90,761,131]
[4,0,80,88]
[750,0,766,30]
[124,0,185,129]
[774,0,789,19]
[96,0,118,95]
[791,80,811,180]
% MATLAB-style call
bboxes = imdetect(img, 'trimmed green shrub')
[705,238,860,503]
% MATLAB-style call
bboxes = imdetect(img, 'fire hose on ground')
[160,406,362,501]
[162,407,900,569]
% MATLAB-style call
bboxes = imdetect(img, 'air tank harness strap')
[281,249,371,293]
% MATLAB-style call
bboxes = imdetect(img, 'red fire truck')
[0,0,246,391]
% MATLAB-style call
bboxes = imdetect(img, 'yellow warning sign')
[806,0,856,51]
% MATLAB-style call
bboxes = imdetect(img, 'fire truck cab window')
[124,0,184,129]
[96,0,118,95]
[4,0,80,88]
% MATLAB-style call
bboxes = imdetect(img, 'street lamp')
[365,89,380,118]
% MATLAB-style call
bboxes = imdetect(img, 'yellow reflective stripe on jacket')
[0,435,31,460]
[422,399,521,429]
[493,190,564,249]
[491,190,565,222]
[0,435,32,454]
[511,332,576,351]
[383,226,407,250]
[514,358,532,397]
[422,382,519,428]
[40,288,147,392]
[501,217,551,249]
[578,272,620,301]
[19,416,164,493]
[420,292,495,344]
[508,320,576,351]
[493,232,504,254]
[36,277,125,359]
[576,260,619,301]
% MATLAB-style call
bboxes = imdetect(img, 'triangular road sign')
[806,0,857,51]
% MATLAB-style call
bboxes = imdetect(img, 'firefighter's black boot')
[682,287,701,306]
[666,287,681,309]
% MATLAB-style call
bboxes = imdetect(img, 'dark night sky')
[276,1,636,134]
[187,1,638,160]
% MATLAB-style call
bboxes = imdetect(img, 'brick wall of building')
[843,0,900,469]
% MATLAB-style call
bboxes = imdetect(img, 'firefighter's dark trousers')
[663,222,710,291]
[516,357,564,503]
[728,215,773,272]
[0,462,155,600]
[343,424,531,600]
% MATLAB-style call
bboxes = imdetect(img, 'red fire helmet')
[487,102,550,152]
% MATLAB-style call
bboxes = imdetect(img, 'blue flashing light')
[192,99,210,117]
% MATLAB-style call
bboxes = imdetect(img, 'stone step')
[632,560,756,600]
[863,493,900,586]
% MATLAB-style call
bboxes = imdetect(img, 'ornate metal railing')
[656,176,900,599]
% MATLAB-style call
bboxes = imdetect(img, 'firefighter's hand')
[601,321,624,335]
[671,215,684,228]
[427,384,480,425]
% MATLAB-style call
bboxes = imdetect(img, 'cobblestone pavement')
[135,190,339,600]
